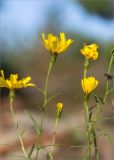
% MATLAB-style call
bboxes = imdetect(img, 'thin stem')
[83,58,99,160]
[35,111,46,160]
[49,120,58,160]
[92,129,99,160]
[83,98,92,160]
[108,87,114,95]
[89,105,99,160]
[10,97,17,126]
[84,59,89,78]
[83,59,93,160]
[103,54,114,103]
[9,90,29,160]
[35,55,55,160]
[93,53,114,126]
[43,55,55,109]
[42,55,55,126]
[49,132,56,160]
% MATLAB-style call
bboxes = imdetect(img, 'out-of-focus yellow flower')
[0,70,35,90]
[81,77,98,95]
[81,43,99,60]
[41,32,73,54]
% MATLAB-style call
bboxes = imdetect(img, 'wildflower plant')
[81,44,114,160]
[0,32,114,160]
[0,70,35,159]
[33,33,73,160]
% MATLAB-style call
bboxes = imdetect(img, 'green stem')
[9,90,29,160]
[92,129,99,160]
[92,53,114,129]
[83,59,99,160]
[83,98,92,160]
[83,59,92,159]
[89,53,114,160]
[84,99,99,160]
[43,54,56,109]
[84,59,89,78]
[89,106,99,160]
[49,132,56,160]
[103,54,114,103]
[85,52,113,160]
[36,54,56,160]
[49,120,58,160]
[93,53,114,125]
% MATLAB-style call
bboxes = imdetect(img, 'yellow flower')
[41,32,73,54]
[81,77,98,95]
[0,70,35,90]
[81,43,99,60]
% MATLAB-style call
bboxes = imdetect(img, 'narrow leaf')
[25,110,41,135]
[28,144,35,158]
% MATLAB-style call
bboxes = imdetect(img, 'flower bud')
[56,102,63,123]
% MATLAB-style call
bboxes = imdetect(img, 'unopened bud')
[56,102,63,123]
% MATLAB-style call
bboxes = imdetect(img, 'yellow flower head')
[0,70,35,90]
[81,77,98,95]
[41,32,73,55]
[81,43,99,60]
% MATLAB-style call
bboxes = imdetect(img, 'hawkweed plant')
[0,32,114,160]
[0,70,35,159]
[80,44,114,160]
[34,32,73,159]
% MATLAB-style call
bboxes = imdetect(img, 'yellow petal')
[10,74,18,85]
[6,80,12,89]
[1,70,5,79]
[22,77,31,84]
[67,39,74,47]
[25,83,35,87]
[60,32,66,44]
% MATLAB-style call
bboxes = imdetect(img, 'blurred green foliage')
[79,0,114,19]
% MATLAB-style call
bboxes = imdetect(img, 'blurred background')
[0,0,114,159]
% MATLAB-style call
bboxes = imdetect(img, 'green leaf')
[28,144,35,158]
[36,86,44,93]
[25,110,41,135]
[20,129,26,136]
[94,95,104,105]
[105,133,114,148]
[48,92,61,102]
[99,128,114,148]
